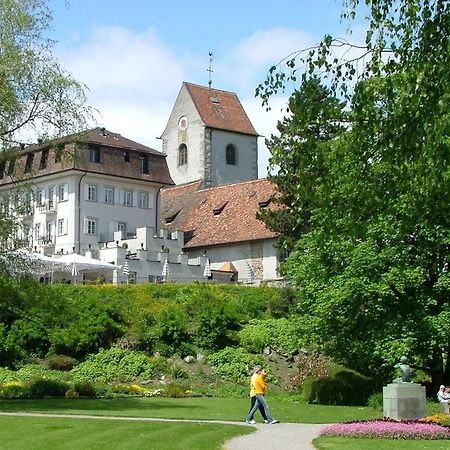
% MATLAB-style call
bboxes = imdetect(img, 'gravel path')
[0,412,326,449]
[223,422,326,450]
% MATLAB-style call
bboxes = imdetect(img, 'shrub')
[170,366,188,380]
[70,347,157,383]
[187,285,241,351]
[151,303,191,356]
[161,383,192,398]
[302,367,375,406]
[238,318,302,353]
[368,391,383,409]
[27,378,70,398]
[0,381,29,398]
[65,389,79,398]
[287,354,335,392]
[44,355,78,371]
[73,381,96,397]
[12,364,69,383]
[207,347,263,383]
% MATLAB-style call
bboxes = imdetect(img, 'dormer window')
[213,201,228,216]
[39,149,49,169]
[54,144,63,162]
[178,144,187,166]
[7,157,16,175]
[89,145,100,163]
[258,199,271,208]
[226,144,237,165]
[165,209,180,224]
[139,154,149,174]
[24,153,34,173]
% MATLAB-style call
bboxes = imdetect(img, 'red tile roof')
[185,83,258,136]
[161,178,278,249]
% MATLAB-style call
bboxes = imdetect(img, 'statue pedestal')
[383,383,426,420]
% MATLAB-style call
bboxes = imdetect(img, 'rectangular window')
[139,155,149,174]
[36,188,45,207]
[89,146,100,163]
[118,222,126,235]
[46,221,55,242]
[87,185,97,202]
[124,151,130,163]
[34,223,41,240]
[58,184,68,202]
[104,187,114,204]
[57,218,67,236]
[123,190,133,206]
[85,217,97,235]
[139,192,148,208]
[48,186,55,209]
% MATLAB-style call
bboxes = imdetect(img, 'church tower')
[161,82,259,188]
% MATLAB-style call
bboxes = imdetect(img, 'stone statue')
[393,356,411,383]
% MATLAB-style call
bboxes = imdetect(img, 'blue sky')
[48,0,367,176]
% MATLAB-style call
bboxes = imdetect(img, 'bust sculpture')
[393,356,411,383]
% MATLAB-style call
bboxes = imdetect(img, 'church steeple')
[161,82,258,187]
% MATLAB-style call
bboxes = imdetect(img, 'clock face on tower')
[178,116,188,131]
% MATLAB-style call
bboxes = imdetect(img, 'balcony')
[38,236,56,247]
[38,201,56,214]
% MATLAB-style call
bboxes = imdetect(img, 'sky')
[47,0,367,177]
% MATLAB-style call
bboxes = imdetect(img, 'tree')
[258,0,450,385]
[0,0,90,150]
[0,0,91,259]
[258,77,346,249]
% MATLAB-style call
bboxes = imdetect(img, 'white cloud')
[57,25,304,175]
[60,26,185,104]
[241,96,290,178]
[217,28,315,92]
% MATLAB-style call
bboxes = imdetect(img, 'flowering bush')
[287,354,334,392]
[320,419,450,440]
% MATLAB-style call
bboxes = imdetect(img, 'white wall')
[210,130,258,187]
[162,84,205,185]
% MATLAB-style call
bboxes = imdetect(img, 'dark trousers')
[249,395,267,420]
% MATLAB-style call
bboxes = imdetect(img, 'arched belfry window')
[226,144,237,165]
[178,144,188,166]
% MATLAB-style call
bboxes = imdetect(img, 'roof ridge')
[183,81,238,97]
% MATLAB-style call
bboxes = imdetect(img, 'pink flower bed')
[320,419,450,440]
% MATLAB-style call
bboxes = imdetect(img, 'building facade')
[0,84,283,285]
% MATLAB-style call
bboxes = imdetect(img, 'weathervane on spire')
[207,52,213,88]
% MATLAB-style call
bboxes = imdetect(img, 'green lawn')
[0,397,382,423]
[0,415,253,450]
[313,436,450,449]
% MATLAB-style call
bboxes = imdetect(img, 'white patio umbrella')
[58,253,119,272]
[161,258,170,282]
[122,259,130,284]
[5,250,66,277]
[246,263,256,284]
[203,258,211,279]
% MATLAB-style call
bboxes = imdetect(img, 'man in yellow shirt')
[246,367,279,424]
[247,366,268,424]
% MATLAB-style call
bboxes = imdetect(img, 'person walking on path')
[248,366,268,424]
[246,368,279,425]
